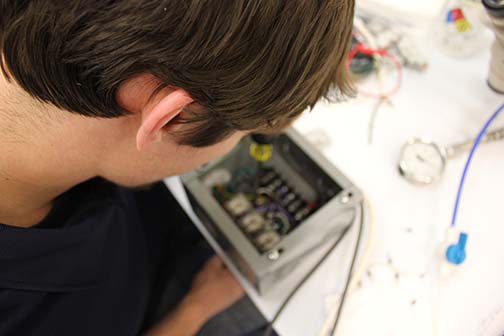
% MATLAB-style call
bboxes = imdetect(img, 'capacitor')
[239,212,265,234]
[224,194,252,217]
[255,230,281,252]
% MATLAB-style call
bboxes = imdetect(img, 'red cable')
[347,43,403,99]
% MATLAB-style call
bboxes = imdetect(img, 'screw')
[341,193,352,204]
[267,249,281,261]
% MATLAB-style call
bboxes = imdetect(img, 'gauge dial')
[399,139,446,185]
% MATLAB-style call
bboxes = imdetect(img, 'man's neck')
[0,168,75,228]
[0,76,99,228]
[0,137,94,228]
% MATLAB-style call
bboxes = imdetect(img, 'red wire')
[347,43,403,99]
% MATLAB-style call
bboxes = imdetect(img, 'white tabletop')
[166,27,504,336]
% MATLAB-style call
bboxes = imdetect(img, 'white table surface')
[166,26,504,336]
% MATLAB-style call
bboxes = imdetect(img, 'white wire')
[317,197,375,336]
[354,17,390,144]
[349,197,375,292]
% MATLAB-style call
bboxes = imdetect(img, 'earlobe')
[136,89,193,151]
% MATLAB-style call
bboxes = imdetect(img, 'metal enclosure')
[181,128,362,294]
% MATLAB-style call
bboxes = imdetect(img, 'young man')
[0,1,354,335]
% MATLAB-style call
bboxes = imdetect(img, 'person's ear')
[115,74,193,151]
[136,89,193,151]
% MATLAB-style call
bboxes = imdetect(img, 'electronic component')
[349,35,375,77]
[217,166,313,252]
[254,230,281,252]
[249,134,276,162]
[239,212,265,234]
[224,193,252,217]
[182,128,362,293]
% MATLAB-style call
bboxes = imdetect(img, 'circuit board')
[206,166,319,253]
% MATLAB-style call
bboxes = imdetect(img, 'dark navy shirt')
[0,179,184,336]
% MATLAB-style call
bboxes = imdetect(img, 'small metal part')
[255,230,281,252]
[275,185,290,197]
[269,178,283,190]
[287,199,303,213]
[224,194,252,217]
[280,192,296,207]
[256,187,274,198]
[267,249,282,261]
[254,196,269,207]
[271,213,291,234]
[340,194,351,204]
[259,171,277,186]
[294,207,311,222]
[239,212,265,234]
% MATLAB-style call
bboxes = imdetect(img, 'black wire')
[328,202,365,336]
[262,207,359,336]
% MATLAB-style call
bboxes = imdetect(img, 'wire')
[262,221,354,336]
[451,102,504,227]
[348,198,374,292]
[352,18,403,146]
[352,17,402,100]
[317,200,371,336]
[320,199,374,336]
[347,45,403,99]
[368,98,392,144]
[327,202,365,336]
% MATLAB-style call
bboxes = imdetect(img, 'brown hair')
[1,0,354,147]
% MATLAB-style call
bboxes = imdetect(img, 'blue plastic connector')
[446,232,468,265]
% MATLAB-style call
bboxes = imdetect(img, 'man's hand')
[185,255,245,318]
[147,255,245,336]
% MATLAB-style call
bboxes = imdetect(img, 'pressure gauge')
[399,127,504,186]
[398,138,447,185]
